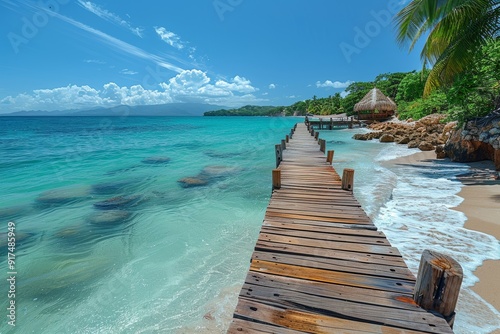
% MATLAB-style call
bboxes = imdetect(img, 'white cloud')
[155,27,184,50]
[0,70,264,112]
[78,1,144,37]
[120,69,138,75]
[287,95,298,99]
[269,83,276,89]
[316,80,353,89]
[84,59,106,64]
[49,12,185,73]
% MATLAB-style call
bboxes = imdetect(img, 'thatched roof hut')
[354,88,396,112]
[354,88,396,121]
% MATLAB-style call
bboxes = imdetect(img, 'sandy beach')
[389,150,500,333]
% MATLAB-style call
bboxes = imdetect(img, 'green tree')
[395,0,500,95]
[374,72,409,99]
[396,70,429,103]
[447,38,500,123]
[341,81,373,115]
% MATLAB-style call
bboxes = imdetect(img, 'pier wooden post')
[281,139,286,150]
[272,169,281,190]
[319,118,323,129]
[341,169,354,191]
[319,139,326,153]
[275,144,282,167]
[414,250,463,328]
[286,135,289,143]
[314,132,319,141]
[330,118,333,130]
[310,128,315,136]
[327,150,334,164]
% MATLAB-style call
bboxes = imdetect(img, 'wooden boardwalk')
[227,123,453,334]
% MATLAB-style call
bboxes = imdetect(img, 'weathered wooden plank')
[255,240,409,267]
[262,220,385,237]
[240,284,452,332]
[228,318,308,334]
[260,226,390,246]
[251,251,415,280]
[243,272,418,311]
[257,233,400,256]
[232,298,447,334]
[250,260,414,294]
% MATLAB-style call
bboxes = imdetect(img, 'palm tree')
[395,0,499,96]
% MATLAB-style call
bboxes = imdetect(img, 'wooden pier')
[305,116,364,130]
[227,123,456,333]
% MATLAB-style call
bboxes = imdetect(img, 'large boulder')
[418,141,435,151]
[379,134,395,143]
[444,128,494,162]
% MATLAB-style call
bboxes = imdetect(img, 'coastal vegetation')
[205,39,499,123]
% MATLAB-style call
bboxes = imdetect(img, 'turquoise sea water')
[0,116,499,333]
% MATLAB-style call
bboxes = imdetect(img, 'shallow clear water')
[0,117,498,333]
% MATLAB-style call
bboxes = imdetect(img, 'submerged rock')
[178,177,209,188]
[91,181,131,195]
[88,210,132,226]
[36,187,90,206]
[93,195,141,210]
[178,165,242,188]
[141,156,171,164]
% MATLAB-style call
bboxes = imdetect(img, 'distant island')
[1,103,226,117]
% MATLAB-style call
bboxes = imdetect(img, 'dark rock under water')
[93,195,142,210]
[91,181,132,195]
[87,210,133,226]
[141,156,171,164]
[36,187,90,207]
[177,165,242,188]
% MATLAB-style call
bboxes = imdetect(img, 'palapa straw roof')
[354,88,397,112]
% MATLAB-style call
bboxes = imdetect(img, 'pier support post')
[341,169,354,191]
[327,150,334,164]
[414,250,463,328]
[275,144,283,168]
[319,139,326,153]
[314,132,319,141]
[330,118,333,130]
[311,128,315,136]
[281,139,286,150]
[272,169,281,190]
[286,135,289,143]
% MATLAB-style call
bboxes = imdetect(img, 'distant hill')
[3,103,226,117]
[204,105,285,116]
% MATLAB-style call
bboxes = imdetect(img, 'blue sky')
[0,0,423,113]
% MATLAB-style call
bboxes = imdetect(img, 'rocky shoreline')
[352,113,500,171]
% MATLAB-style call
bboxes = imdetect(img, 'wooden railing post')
[414,250,463,328]
[272,169,281,190]
[341,169,354,191]
[281,139,286,150]
[310,128,315,136]
[286,135,289,143]
[327,150,334,164]
[314,132,319,141]
[275,144,282,168]
[319,139,326,153]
